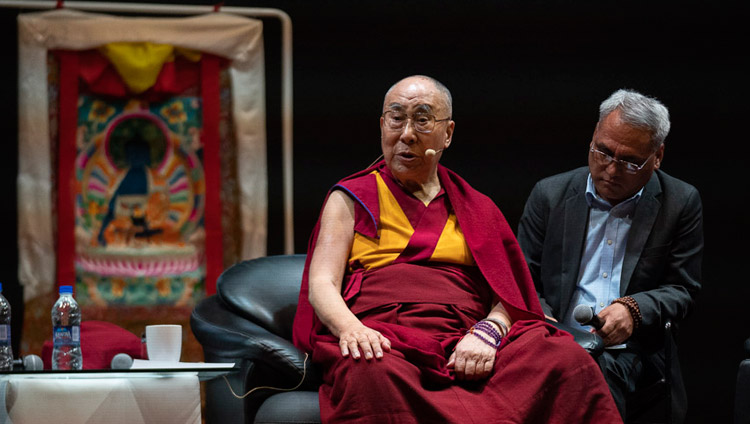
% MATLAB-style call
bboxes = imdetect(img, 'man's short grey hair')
[599,89,670,149]
[385,75,453,117]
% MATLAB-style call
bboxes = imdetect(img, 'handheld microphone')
[424,148,444,157]
[111,353,134,370]
[12,354,44,371]
[573,304,604,330]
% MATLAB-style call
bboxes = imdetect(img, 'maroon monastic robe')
[292,162,621,423]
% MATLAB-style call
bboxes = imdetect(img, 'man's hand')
[338,323,391,360]
[595,303,634,346]
[447,333,497,381]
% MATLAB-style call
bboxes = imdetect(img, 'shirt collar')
[585,173,643,217]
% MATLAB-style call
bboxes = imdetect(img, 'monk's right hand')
[338,324,391,360]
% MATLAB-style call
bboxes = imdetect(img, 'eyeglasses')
[589,144,656,174]
[382,110,451,134]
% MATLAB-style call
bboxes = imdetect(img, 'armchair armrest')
[546,319,605,357]
[191,295,320,387]
[191,295,322,424]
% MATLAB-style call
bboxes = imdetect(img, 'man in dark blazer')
[517,89,703,423]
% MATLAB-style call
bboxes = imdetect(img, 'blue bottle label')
[0,324,9,346]
[53,325,80,347]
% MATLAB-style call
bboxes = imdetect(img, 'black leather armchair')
[625,320,678,424]
[191,254,604,424]
[734,337,750,424]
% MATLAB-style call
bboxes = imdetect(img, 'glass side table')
[1,365,237,424]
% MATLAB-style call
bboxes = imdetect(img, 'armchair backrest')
[216,254,307,340]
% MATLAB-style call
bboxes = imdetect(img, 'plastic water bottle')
[51,285,82,370]
[0,282,13,371]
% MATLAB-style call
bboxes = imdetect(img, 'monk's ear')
[443,121,455,149]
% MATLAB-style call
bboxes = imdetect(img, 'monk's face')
[380,77,454,183]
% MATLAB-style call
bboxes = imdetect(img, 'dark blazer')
[517,166,703,352]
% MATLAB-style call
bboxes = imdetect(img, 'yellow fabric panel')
[432,213,475,265]
[350,173,412,270]
[349,171,475,270]
[100,42,173,93]
[100,42,202,94]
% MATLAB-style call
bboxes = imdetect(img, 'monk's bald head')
[384,75,453,118]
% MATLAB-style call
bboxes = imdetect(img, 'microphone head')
[573,304,595,325]
[111,353,134,370]
[23,354,44,371]
[425,148,444,157]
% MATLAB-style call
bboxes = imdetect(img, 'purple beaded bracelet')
[467,321,503,348]
[482,318,509,338]
[467,327,500,349]
[474,321,502,344]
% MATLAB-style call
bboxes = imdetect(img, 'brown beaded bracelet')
[612,296,642,329]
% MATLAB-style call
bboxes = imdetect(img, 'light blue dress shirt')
[563,174,643,333]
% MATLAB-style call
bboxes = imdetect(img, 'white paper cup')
[145,325,182,362]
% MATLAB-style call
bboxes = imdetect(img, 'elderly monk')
[292,75,621,423]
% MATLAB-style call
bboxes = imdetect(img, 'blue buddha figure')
[97,117,166,246]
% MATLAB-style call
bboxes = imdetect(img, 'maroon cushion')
[42,320,144,370]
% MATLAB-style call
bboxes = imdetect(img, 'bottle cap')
[59,285,73,294]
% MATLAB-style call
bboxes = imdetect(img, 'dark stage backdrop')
[1,1,743,422]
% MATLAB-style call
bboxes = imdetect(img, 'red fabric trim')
[56,51,79,289]
[201,55,222,296]
[152,59,200,95]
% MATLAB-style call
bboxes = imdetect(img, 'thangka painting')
[17,10,268,361]
[76,95,207,306]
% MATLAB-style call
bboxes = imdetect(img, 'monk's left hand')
[447,333,497,381]
[595,303,634,346]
